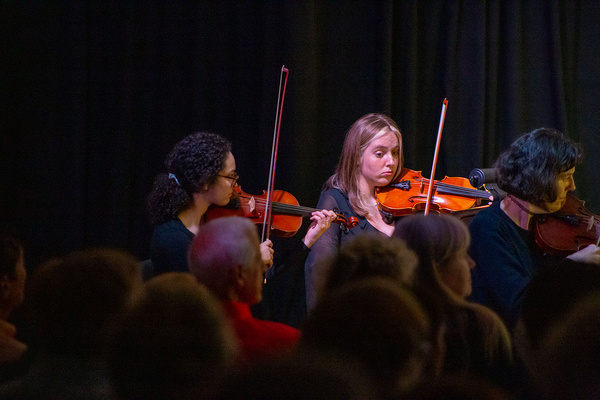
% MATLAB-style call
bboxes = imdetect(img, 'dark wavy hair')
[495,128,582,205]
[147,132,231,225]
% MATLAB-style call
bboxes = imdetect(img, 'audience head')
[534,293,600,400]
[108,272,237,399]
[188,216,264,303]
[301,278,430,396]
[147,132,232,224]
[405,375,508,400]
[515,259,600,383]
[25,248,142,358]
[395,213,475,298]
[519,259,600,347]
[0,232,26,320]
[495,127,582,210]
[326,113,404,215]
[317,233,417,302]
[215,351,375,400]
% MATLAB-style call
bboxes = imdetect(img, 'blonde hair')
[325,113,403,216]
[395,214,512,366]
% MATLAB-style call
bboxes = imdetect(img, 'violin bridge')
[587,216,595,231]
[248,196,257,215]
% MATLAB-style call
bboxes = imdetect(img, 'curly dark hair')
[495,128,583,206]
[147,132,231,225]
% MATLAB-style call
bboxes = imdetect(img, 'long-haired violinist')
[304,113,403,310]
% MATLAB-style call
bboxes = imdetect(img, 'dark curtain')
[1,0,599,268]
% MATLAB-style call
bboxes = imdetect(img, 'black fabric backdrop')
[1,1,599,268]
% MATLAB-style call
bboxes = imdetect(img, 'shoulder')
[320,188,355,210]
[470,203,504,227]
[316,188,352,214]
[253,318,301,339]
[465,302,511,341]
[153,218,187,232]
[319,188,347,202]
[152,219,193,242]
[469,202,517,240]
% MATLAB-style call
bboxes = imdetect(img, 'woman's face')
[206,152,238,206]
[358,129,400,190]
[542,167,576,213]
[439,246,475,298]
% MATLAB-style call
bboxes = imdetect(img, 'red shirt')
[221,301,300,363]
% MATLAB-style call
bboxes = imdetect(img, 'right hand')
[259,239,274,269]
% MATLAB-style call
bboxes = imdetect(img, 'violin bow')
[261,65,289,242]
[424,98,448,216]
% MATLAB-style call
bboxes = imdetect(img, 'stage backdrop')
[1,1,599,268]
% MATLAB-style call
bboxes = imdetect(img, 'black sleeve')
[304,190,345,311]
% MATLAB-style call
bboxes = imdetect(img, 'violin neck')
[435,182,492,200]
[271,201,316,217]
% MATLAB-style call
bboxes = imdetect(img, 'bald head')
[188,216,263,302]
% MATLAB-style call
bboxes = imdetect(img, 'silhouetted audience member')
[188,216,300,364]
[533,293,600,400]
[0,248,142,399]
[404,374,508,400]
[315,233,418,303]
[215,351,375,399]
[300,278,430,398]
[312,233,447,380]
[107,272,237,399]
[394,214,513,391]
[514,259,600,397]
[0,233,27,380]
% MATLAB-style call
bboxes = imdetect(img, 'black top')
[468,202,557,329]
[150,218,194,275]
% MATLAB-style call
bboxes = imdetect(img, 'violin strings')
[413,178,489,198]
[239,195,318,216]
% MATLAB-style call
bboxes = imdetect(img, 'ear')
[232,264,247,289]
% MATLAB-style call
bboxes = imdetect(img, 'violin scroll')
[333,213,359,232]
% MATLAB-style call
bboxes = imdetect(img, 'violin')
[376,167,494,217]
[533,193,600,256]
[204,186,358,237]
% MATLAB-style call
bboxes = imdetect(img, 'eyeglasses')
[217,173,240,187]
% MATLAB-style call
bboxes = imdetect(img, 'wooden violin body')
[376,167,493,217]
[205,186,358,237]
[533,193,600,256]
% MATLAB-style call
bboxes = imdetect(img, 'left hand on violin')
[534,193,600,262]
[566,244,600,265]
[302,209,338,248]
